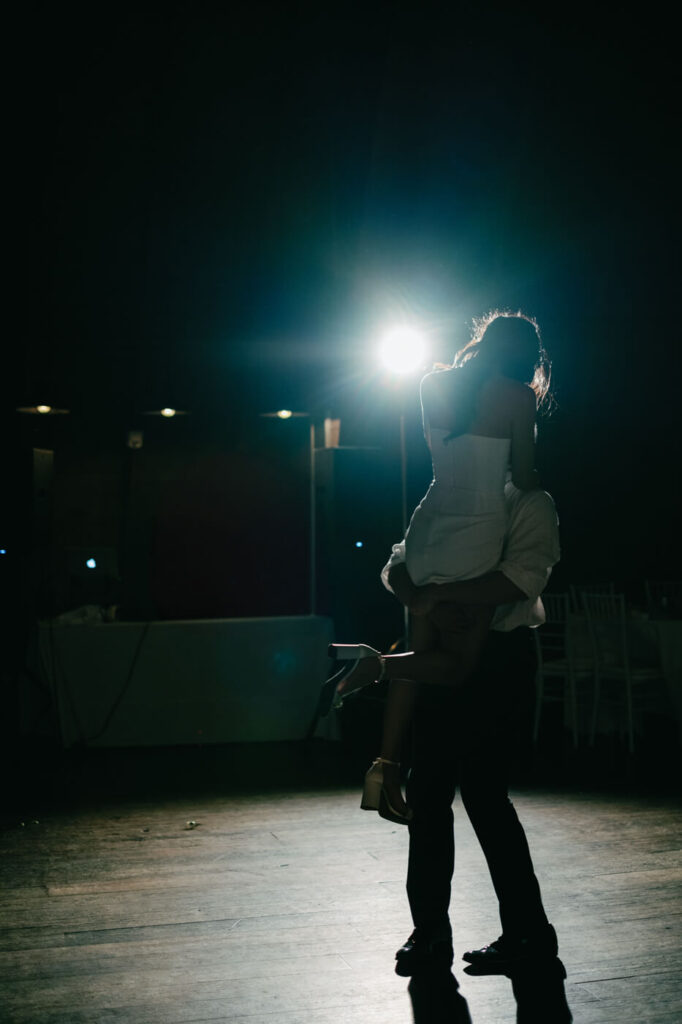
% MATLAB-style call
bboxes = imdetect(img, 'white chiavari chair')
[568,582,615,613]
[582,591,666,753]
[533,593,594,747]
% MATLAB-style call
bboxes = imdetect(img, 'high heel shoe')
[316,644,384,718]
[361,757,413,825]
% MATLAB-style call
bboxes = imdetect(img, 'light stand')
[262,411,317,617]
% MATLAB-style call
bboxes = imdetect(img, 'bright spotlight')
[160,408,176,418]
[36,405,52,414]
[379,326,427,375]
[86,558,96,569]
[276,409,293,419]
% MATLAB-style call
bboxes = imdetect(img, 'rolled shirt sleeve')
[381,540,406,593]
[498,489,560,601]
[492,486,561,630]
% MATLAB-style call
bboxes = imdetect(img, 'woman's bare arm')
[425,572,527,605]
[388,563,527,611]
[419,373,434,451]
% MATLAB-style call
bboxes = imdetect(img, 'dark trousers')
[405,626,550,941]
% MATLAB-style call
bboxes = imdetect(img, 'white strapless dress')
[404,430,512,586]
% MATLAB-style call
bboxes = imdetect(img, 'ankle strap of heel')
[374,757,400,767]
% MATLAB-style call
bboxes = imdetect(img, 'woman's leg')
[378,616,436,816]
[376,605,495,815]
[336,603,495,698]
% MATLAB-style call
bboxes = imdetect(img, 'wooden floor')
[1,775,681,1023]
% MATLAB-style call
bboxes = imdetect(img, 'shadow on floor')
[408,969,473,1023]
[506,957,573,1023]
[407,958,572,1024]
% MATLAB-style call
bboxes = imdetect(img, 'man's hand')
[388,563,438,614]
[408,584,439,617]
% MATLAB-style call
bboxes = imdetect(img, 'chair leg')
[533,671,544,744]
[590,671,601,746]
[626,673,634,754]
[568,673,578,748]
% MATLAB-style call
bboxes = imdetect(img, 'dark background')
[5,1,681,624]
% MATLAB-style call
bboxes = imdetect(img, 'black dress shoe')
[462,924,558,974]
[395,930,454,976]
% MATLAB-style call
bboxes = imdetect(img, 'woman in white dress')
[322,312,552,821]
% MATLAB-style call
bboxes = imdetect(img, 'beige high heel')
[361,757,413,825]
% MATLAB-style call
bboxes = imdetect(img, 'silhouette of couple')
[323,313,571,1013]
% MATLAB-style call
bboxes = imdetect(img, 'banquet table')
[30,615,336,748]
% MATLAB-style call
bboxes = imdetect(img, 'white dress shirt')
[380,483,561,631]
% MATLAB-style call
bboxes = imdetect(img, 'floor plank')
[1,786,681,1023]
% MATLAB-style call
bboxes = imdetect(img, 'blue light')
[355,541,363,548]
[86,558,96,569]
[0,549,6,555]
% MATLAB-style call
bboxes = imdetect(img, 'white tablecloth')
[33,615,335,748]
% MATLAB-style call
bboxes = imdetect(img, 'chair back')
[569,582,615,612]
[644,580,682,618]
[534,593,570,667]
[581,591,629,672]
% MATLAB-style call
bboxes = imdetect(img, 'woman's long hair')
[442,311,552,439]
